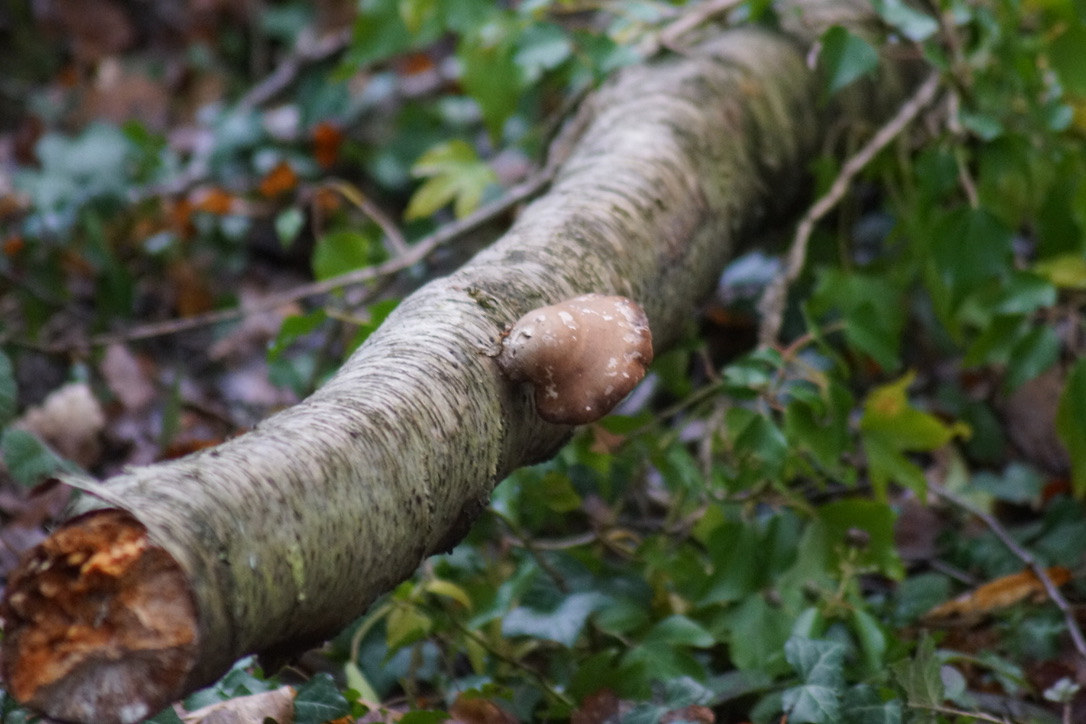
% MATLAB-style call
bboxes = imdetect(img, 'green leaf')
[930,208,1015,306]
[1004,325,1060,391]
[1,429,70,487]
[1049,25,1086,96]
[850,608,888,672]
[1035,253,1086,290]
[860,373,969,499]
[348,0,441,66]
[294,673,351,724]
[1056,359,1086,497]
[514,22,573,83]
[890,636,943,708]
[871,0,938,41]
[861,372,970,451]
[843,685,903,724]
[782,638,846,723]
[819,26,879,95]
[0,351,15,426]
[502,592,606,647]
[268,310,327,363]
[539,471,582,512]
[275,207,305,247]
[400,712,452,724]
[312,229,382,280]
[145,706,185,724]
[643,615,716,649]
[346,298,401,354]
[724,595,793,673]
[405,140,498,220]
[702,520,764,603]
[457,18,524,140]
[817,499,904,580]
[387,605,433,650]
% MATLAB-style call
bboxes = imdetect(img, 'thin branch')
[757,71,942,347]
[238,28,352,111]
[638,0,744,56]
[908,703,1012,724]
[928,482,1086,661]
[322,179,410,258]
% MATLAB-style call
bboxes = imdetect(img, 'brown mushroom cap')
[496,294,654,425]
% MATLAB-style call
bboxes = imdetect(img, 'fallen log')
[0,3,921,721]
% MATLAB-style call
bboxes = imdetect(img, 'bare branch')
[757,71,942,347]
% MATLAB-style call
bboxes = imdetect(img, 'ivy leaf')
[502,592,607,647]
[312,229,384,280]
[405,140,497,220]
[1056,359,1086,497]
[457,18,524,140]
[860,372,970,499]
[843,685,903,724]
[1,430,71,487]
[890,636,943,709]
[782,637,846,724]
[294,673,350,724]
[642,615,716,649]
[870,0,938,41]
[819,26,879,95]
[514,22,573,83]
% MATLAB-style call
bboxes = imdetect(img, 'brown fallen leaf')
[923,566,1072,623]
[449,695,519,724]
[14,382,105,469]
[181,685,295,724]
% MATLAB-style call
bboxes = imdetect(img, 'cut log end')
[1,509,198,724]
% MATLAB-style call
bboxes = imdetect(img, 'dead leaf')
[46,0,135,63]
[260,161,299,198]
[923,567,1072,623]
[101,344,157,412]
[661,705,714,723]
[14,383,105,468]
[181,685,295,724]
[191,187,238,215]
[449,695,519,724]
[313,121,345,169]
[168,259,216,317]
[571,689,622,724]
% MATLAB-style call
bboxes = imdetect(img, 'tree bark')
[1,3,921,721]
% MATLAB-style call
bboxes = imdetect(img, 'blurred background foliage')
[2,0,1086,722]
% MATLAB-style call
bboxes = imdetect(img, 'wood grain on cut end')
[1,509,198,724]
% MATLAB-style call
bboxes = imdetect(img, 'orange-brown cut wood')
[1,509,199,724]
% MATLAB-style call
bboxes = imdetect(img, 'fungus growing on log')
[496,294,654,425]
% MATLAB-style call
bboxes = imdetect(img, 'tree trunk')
[1,3,921,721]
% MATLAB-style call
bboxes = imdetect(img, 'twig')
[238,28,352,110]
[638,0,744,57]
[489,508,571,594]
[908,703,1011,724]
[928,482,1086,661]
[757,71,942,347]
[322,179,410,257]
[33,163,560,354]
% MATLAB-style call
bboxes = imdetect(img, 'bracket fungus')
[496,294,654,425]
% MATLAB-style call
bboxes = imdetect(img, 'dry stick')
[42,166,558,354]
[928,482,1086,661]
[757,71,943,347]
